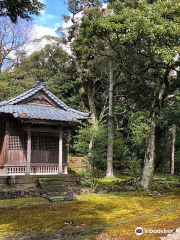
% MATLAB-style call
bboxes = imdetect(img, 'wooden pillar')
[58,128,63,173]
[64,137,69,174]
[26,129,31,174]
[64,164,68,174]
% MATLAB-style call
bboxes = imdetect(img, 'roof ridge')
[0,79,90,117]
[44,89,90,117]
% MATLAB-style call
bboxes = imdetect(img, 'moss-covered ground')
[0,187,180,240]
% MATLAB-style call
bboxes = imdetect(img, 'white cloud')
[33,24,58,39]
[62,11,83,29]
[39,0,46,4]
[25,24,73,56]
[25,24,58,55]
[102,3,108,9]
[61,11,83,55]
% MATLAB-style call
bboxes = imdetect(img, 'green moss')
[98,175,133,188]
[0,197,46,208]
[0,192,180,239]
[40,181,62,186]
[154,173,180,182]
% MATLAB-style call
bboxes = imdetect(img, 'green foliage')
[75,0,180,116]
[74,123,107,191]
[74,122,108,167]
[0,0,45,23]
[74,116,148,177]
[0,71,35,101]
[2,0,180,181]
[0,80,10,101]
[130,112,150,159]
[0,43,83,111]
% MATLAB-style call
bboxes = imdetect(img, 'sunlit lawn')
[0,190,180,240]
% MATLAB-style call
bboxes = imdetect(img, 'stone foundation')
[0,174,80,188]
[0,174,80,200]
[0,189,46,199]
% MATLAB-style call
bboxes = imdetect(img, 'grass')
[0,189,180,240]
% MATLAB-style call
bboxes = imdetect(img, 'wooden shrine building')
[0,80,89,176]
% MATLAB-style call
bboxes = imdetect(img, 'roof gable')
[18,90,61,108]
[0,79,90,122]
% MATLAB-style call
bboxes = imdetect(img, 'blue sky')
[31,0,71,39]
[27,0,106,54]
[22,0,74,55]
[34,0,70,30]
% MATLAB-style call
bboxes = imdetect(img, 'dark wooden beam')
[23,127,60,133]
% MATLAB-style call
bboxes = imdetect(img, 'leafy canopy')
[0,0,45,23]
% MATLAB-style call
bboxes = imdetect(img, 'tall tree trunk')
[106,61,114,178]
[87,81,98,123]
[87,80,99,152]
[164,125,177,175]
[164,128,171,174]
[141,114,156,189]
[171,125,177,175]
[73,56,99,151]
[154,126,164,170]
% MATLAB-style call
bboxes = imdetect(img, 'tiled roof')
[0,105,88,121]
[0,80,90,122]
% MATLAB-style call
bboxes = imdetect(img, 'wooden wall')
[3,119,69,165]
[0,119,6,165]
[5,119,27,165]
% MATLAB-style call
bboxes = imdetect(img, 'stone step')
[0,184,5,189]
[40,181,63,186]
[38,178,62,183]
[176,228,180,233]
[156,181,180,186]
[15,183,37,188]
[47,195,75,202]
[154,177,167,181]
[47,191,73,197]
[37,176,78,202]
[41,185,65,192]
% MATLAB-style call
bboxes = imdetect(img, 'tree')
[163,125,177,175]
[0,0,45,23]
[106,61,114,178]
[0,17,32,72]
[71,0,180,189]
[2,42,82,110]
